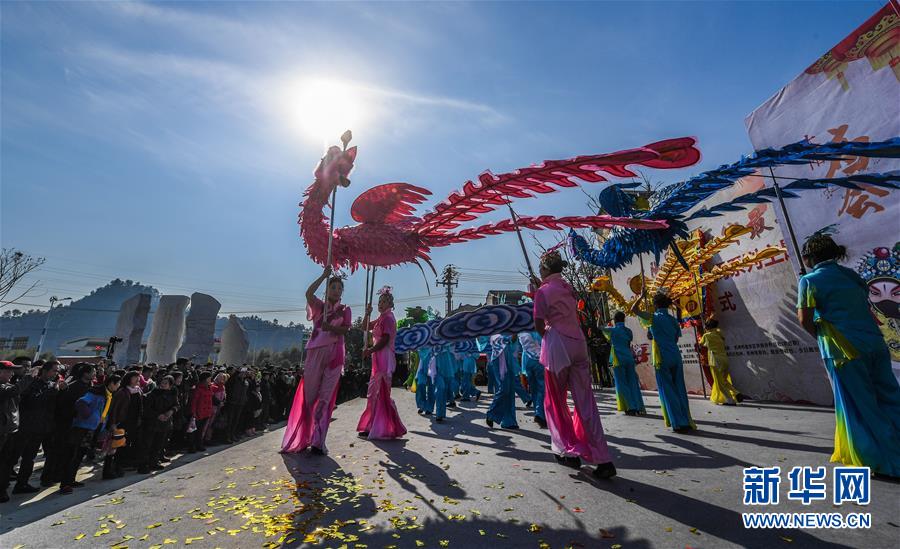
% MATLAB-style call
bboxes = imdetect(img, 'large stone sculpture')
[145,295,190,365]
[218,315,249,366]
[112,293,152,366]
[177,293,221,364]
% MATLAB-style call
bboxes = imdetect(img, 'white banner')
[745,1,900,380]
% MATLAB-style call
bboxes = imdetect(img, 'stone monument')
[145,295,189,364]
[112,293,152,366]
[218,315,249,366]
[177,292,221,364]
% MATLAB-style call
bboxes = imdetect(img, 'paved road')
[1,388,897,548]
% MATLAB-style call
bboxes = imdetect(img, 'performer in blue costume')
[518,331,546,428]
[478,335,499,394]
[603,311,645,415]
[415,346,436,416]
[432,344,455,422]
[485,334,520,429]
[447,352,461,409]
[457,347,482,402]
[633,292,695,432]
[797,233,900,478]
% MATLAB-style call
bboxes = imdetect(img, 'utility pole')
[435,265,459,316]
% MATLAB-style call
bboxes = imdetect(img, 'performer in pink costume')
[533,251,616,479]
[282,267,351,454]
[356,287,407,440]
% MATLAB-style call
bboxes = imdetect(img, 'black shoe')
[158,457,171,464]
[137,468,151,475]
[723,402,736,406]
[12,483,39,494]
[151,464,165,471]
[358,431,369,438]
[593,462,617,480]
[624,410,637,416]
[555,455,581,469]
[475,392,482,402]
[436,417,444,423]
[417,409,424,415]
[486,418,494,428]
[736,394,745,403]
[535,417,547,429]
[198,447,207,452]
[447,402,457,409]
[0,490,9,502]
[424,411,432,416]
[72,481,85,487]
[40,479,55,488]
[505,425,519,430]
[674,426,693,433]
[310,446,325,455]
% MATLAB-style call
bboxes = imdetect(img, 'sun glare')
[289,78,367,144]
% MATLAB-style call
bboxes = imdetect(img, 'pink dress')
[356,310,407,439]
[534,273,612,465]
[281,295,351,453]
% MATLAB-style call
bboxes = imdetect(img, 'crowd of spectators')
[0,356,301,502]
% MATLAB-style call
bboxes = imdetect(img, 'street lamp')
[34,296,72,360]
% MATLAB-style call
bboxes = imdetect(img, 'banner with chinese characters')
[745,1,900,381]
[611,175,833,404]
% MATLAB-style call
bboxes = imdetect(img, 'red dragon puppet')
[299,134,700,273]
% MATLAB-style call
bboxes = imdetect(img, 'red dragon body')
[299,137,701,273]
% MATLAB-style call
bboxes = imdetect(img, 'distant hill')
[0,279,307,356]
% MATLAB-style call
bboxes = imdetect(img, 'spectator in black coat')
[118,371,143,469]
[43,363,94,486]
[0,359,34,503]
[224,369,249,443]
[138,376,179,474]
[8,360,64,495]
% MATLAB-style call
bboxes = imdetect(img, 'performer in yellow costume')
[698,319,742,406]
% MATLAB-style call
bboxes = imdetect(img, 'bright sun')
[289,78,367,144]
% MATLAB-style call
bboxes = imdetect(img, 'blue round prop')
[395,322,432,352]
[436,304,518,340]
[453,339,477,354]
[508,303,536,333]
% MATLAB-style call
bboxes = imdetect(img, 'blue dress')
[638,309,694,430]
[459,350,481,400]
[798,260,900,476]
[604,322,645,413]
[415,347,436,414]
[519,331,546,421]
[486,335,519,428]
[433,346,455,420]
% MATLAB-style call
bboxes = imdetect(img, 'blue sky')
[1,1,884,325]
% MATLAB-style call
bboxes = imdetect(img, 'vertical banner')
[745,1,900,381]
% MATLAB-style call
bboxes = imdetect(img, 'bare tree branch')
[0,249,45,304]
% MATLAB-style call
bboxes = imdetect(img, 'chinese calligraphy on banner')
[745,1,900,383]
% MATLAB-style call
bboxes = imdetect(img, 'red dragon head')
[314,144,356,192]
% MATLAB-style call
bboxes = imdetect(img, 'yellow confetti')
[138,534,149,541]
[416,542,425,547]
[52,520,66,526]
[163,539,177,545]
[529,524,543,533]
[146,523,162,529]
[74,534,86,541]
[12,545,25,549]
[439,541,449,547]
[173,494,185,499]
[690,528,701,535]
[665,527,673,532]
[612,545,623,549]
[781,537,794,543]
[185,537,204,544]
